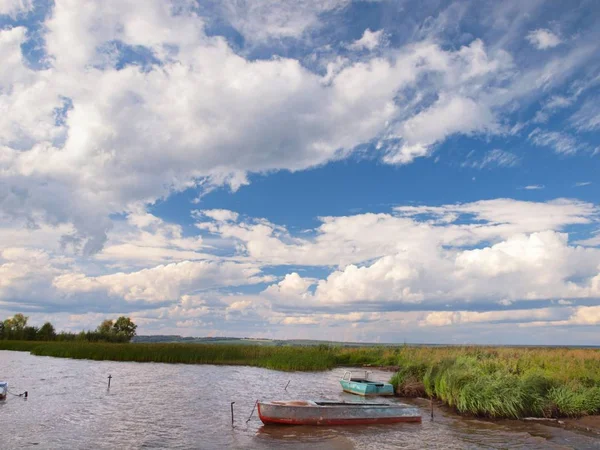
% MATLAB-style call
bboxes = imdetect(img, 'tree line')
[0,314,137,343]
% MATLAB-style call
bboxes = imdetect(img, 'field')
[2,341,599,419]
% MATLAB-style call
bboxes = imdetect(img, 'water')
[1,351,599,449]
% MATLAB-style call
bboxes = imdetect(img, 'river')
[1,351,599,449]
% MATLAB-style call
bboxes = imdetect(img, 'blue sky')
[1,0,599,344]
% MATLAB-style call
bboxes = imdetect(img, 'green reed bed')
[0,340,395,371]
[390,346,600,419]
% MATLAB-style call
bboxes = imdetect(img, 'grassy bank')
[390,346,600,419]
[4,341,599,419]
[0,340,399,371]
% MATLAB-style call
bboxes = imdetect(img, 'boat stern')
[340,379,368,396]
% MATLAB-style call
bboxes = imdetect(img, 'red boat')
[258,400,421,426]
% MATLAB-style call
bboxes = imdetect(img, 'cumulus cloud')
[349,29,384,51]
[0,0,32,17]
[196,209,240,223]
[303,230,600,306]
[523,306,600,327]
[53,260,271,303]
[420,308,563,327]
[218,0,351,43]
[527,29,562,49]
[0,1,595,258]
[189,199,600,309]
[2,1,600,341]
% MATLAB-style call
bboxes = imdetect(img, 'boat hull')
[258,401,421,426]
[339,379,394,396]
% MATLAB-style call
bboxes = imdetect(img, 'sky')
[1,0,600,345]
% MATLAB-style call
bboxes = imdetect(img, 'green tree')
[38,322,57,341]
[97,319,114,334]
[12,313,28,330]
[112,316,137,341]
[23,326,39,340]
[3,313,28,340]
[0,321,4,339]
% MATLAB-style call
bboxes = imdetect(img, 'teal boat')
[339,371,394,396]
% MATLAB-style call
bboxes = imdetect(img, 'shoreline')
[3,341,600,421]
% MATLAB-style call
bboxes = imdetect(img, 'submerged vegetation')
[2,338,599,419]
[390,346,600,419]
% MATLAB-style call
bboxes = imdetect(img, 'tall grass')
[0,340,396,371]
[390,346,600,419]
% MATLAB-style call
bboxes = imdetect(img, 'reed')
[0,340,393,371]
[390,346,600,419]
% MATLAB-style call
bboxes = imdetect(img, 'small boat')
[0,382,7,400]
[339,370,394,396]
[257,400,421,425]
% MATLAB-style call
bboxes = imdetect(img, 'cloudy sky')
[1,0,599,344]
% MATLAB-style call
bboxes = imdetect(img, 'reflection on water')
[1,351,598,449]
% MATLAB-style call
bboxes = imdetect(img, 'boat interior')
[268,400,396,407]
[349,378,385,386]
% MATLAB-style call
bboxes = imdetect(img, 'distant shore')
[2,341,599,420]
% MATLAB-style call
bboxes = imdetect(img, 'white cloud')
[262,272,315,302]
[576,230,600,247]
[193,198,598,270]
[463,149,520,169]
[523,184,545,190]
[571,97,600,132]
[95,211,212,268]
[527,29,562,50]
[0,0,32,17]
[528,128,581,154]
[2,1,600,341]
[219,0,351,43]
[386,94,497,164]
[522,306,600,327]
[305,230,600,306]
[349,29,384,51]
[52,260,271,303]
[0,3,594,257]
[196,209,240,223]
[420,308,562,327]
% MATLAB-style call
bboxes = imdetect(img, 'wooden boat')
[0,382,7,400]
[257,400,421,425]
[339,371,394,396]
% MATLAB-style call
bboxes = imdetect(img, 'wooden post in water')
[107,374,112,390]
[231,402,235,428]
[430,397,434,421]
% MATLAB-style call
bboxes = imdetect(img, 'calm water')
[1,350,599,450]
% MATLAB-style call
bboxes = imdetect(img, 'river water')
[1,350,599,449]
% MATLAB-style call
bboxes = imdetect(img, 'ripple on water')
[2,351,600,450]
